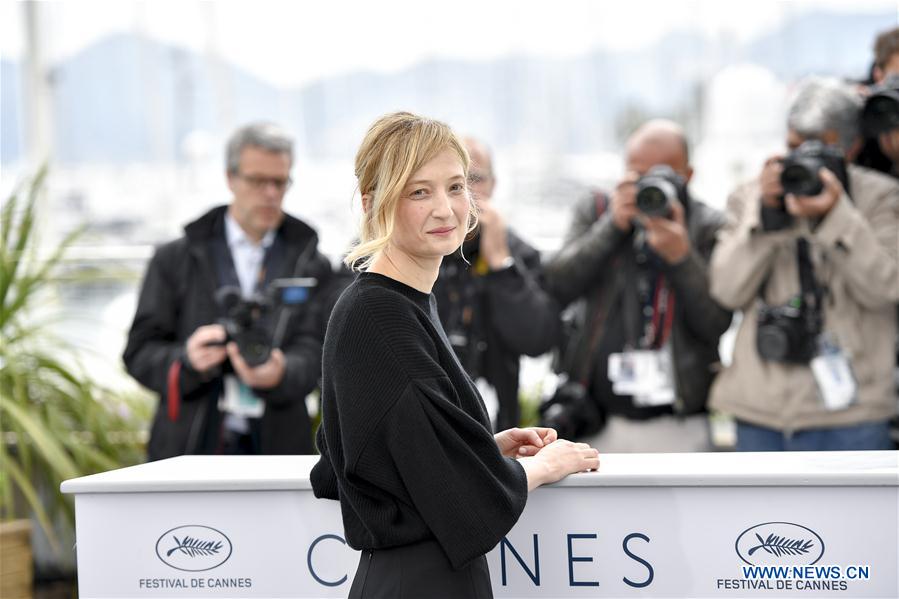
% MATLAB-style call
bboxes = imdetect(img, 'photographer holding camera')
[857,26,899,179]
[543,120,732,452]
[432,136,561,431]
[709,77,899,451]
[124,123,338,460]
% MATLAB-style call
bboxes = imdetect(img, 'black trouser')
[349,538,492,599]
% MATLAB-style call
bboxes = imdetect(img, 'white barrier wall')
[61,452,899,598]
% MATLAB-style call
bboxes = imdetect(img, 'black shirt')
[311,272,528,570]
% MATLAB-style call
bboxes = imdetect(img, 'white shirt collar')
[224,211,276,249]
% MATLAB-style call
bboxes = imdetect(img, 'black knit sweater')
[311,272,528,570]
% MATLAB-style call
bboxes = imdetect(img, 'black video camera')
[214,277,316,367]
[635,165,687,218]
[780,141,847,197]
[756,296,821,364]
[862,73,899,137]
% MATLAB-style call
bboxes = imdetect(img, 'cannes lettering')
[308,532,655,588]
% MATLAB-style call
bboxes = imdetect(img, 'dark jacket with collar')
[124,205,336,459]
[545,192,732,417]
[432,231,561,431]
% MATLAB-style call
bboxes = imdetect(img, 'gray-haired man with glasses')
[125,122,339,459]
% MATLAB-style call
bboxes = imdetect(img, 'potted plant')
[0,168,151,595]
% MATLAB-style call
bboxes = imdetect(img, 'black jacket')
[545,192,731,417]
[432,231,561,430]
[124,205,337,459]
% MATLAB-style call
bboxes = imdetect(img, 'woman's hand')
[495,427,558,458]
[518,439,600,491]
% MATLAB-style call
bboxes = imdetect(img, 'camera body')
[780,141,846,197]
[214,277,316,367]
[756,298,821,364]
[538,379,605,440]
[863,73,899,137]
[215,287,274,367]
[635,165,686,218]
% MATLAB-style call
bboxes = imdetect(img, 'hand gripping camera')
[635,165,687,218]
[214,278,316,367]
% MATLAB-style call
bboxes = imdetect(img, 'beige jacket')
[709,165,899,432]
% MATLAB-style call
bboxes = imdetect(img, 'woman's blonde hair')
[344,111,477,270]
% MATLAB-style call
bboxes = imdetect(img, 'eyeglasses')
[236,173,293,192]
[468,172,492,185]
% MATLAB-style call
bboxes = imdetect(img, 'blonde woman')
[311,112,599,598]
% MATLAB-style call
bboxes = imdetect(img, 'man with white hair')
[709,77,899,451]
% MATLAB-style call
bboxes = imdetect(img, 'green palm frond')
[0,167,150,548]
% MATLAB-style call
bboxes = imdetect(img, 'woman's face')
[389,148,469,263]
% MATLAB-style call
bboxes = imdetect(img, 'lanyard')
[645,274,675,349]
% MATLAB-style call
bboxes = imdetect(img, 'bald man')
[432,137,561,431]
[544,120,731,452]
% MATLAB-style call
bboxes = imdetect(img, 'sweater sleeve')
[310,424,339,500]
[483,239,562,356]
[122,242,212,400]
[378,376,528,570]
[545,193,629,306]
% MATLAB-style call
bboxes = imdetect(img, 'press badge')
[220,375,265,418]
[810,335,857,411]
[608,348,675,407]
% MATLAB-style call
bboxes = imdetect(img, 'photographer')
[544,120,731,452]
[856,26,899,178]
[432,137,561,431]
[709,77,899,451]
[124,123,338,460]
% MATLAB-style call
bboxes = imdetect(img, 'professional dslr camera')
[756,296,822,364]
[780,140,847,197]
[214,278,316,367]
[635,165,687,217]
[862,73,899,137]
[538,377,606,440]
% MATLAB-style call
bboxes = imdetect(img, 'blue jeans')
[735,420,893,451]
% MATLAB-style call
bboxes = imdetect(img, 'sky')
[2,0,896,87]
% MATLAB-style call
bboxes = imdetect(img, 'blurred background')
[2,0,895,389]
[0,0,897,594]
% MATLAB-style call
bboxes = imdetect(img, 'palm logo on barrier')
[156,525,233,571]
[747,534,814,558]
[736,522,825,566]
[166,535,224,558]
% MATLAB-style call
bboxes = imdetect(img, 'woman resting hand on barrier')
[311,111,599,599]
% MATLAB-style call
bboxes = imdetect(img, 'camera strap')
[646,275,675,349]
[796,238,825,329]
[757,237,823,316]
[570,191,612,386]
[796,238,818,304]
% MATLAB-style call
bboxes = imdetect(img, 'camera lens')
[636,186,669,216]
[235,329,272,367]
[244,342,269,364]
[756,324,790,362]
[863,93,899,137]
[780,162,822,196]
[540,403,578,440]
